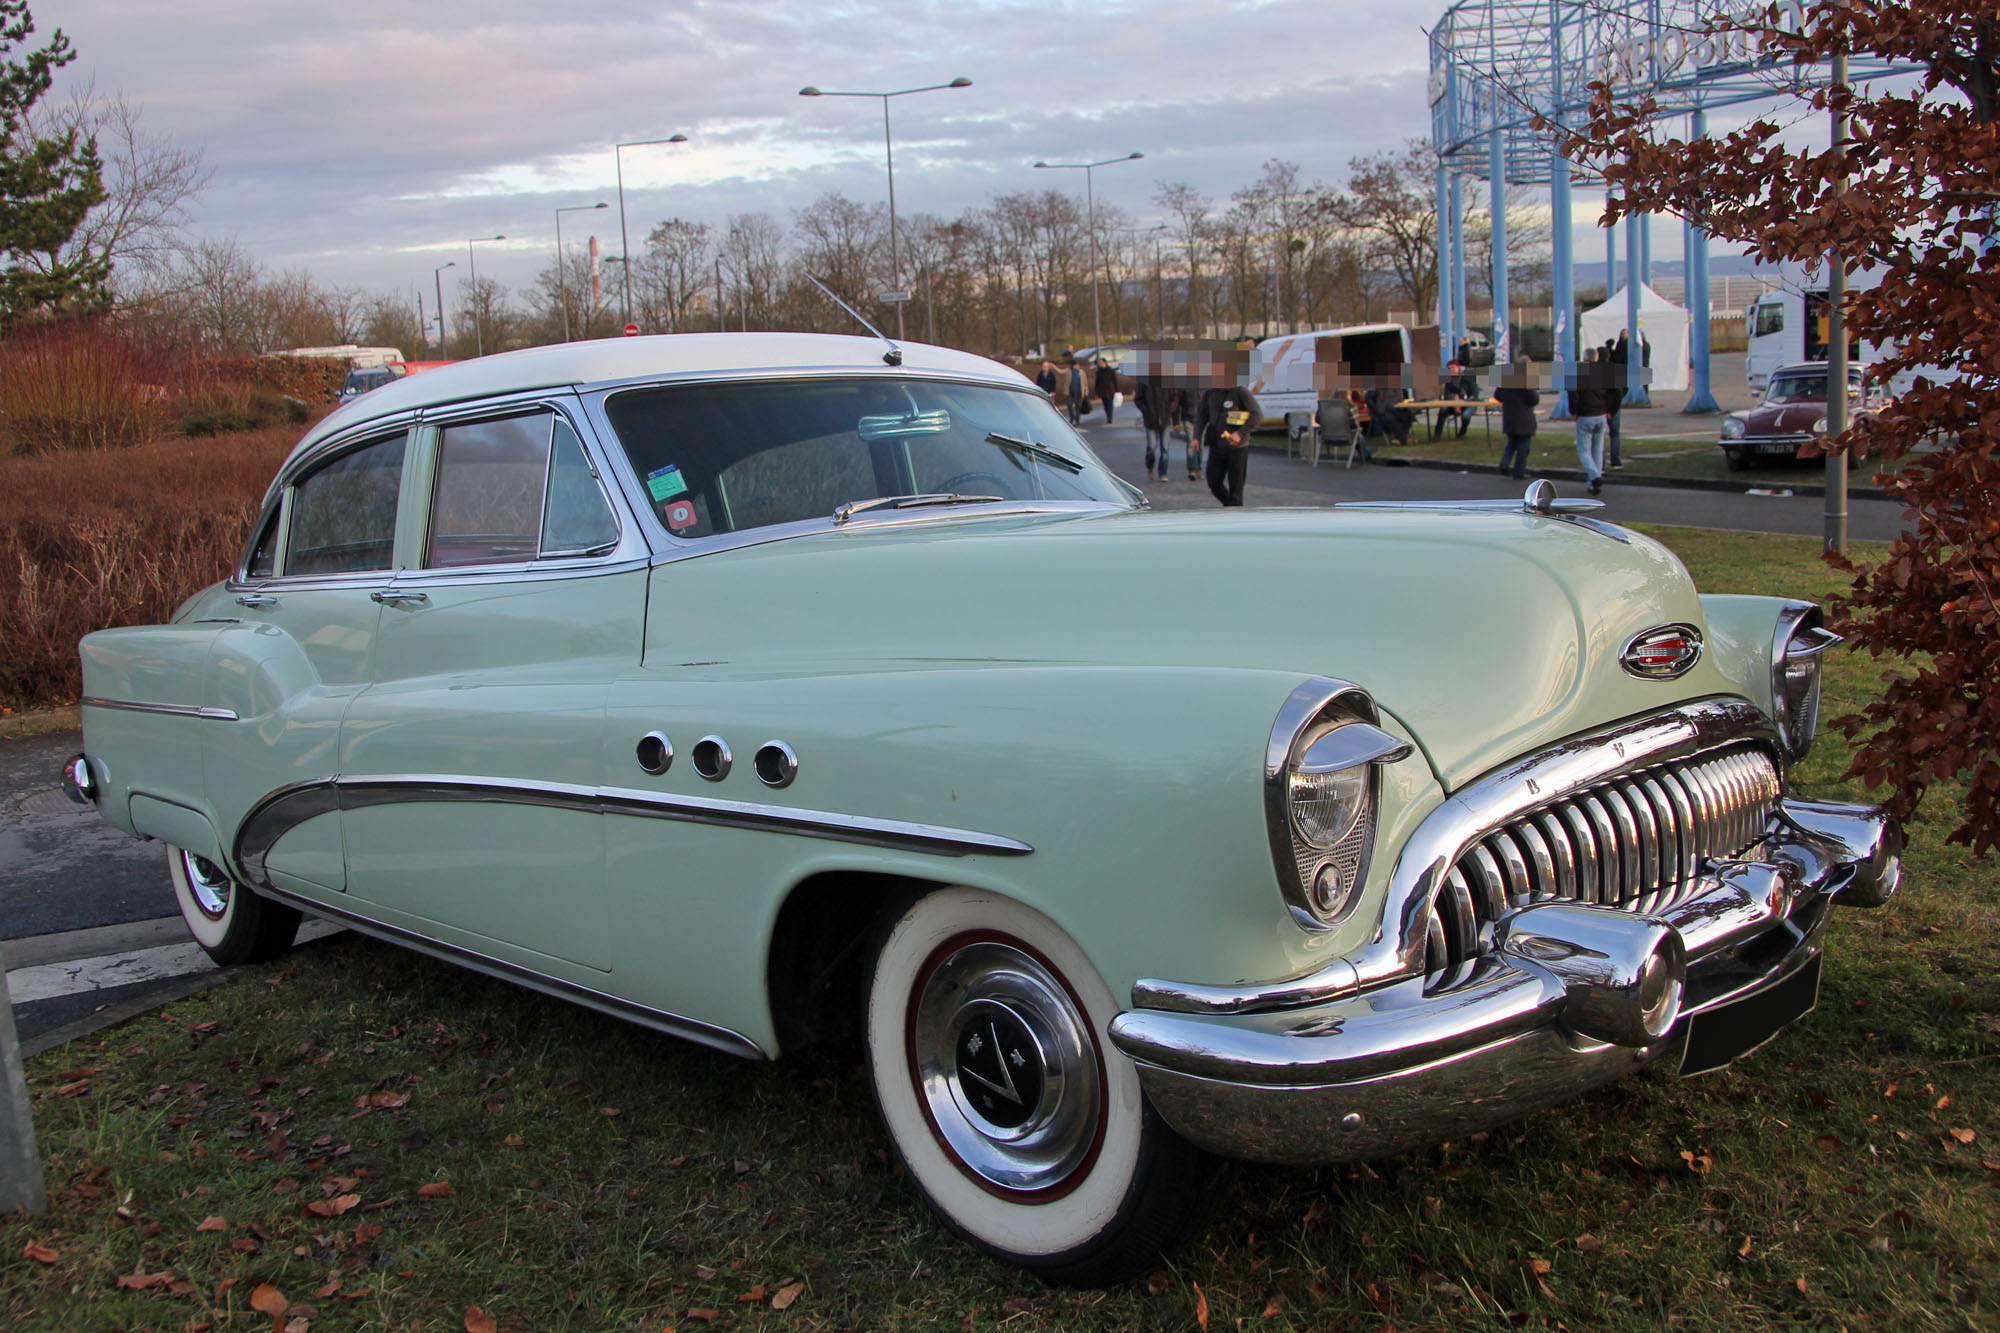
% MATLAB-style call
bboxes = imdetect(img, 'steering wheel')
[934,471,1012,498]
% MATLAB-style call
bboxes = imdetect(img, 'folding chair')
[1313,398,1363,469]
[1285,411,1315,461]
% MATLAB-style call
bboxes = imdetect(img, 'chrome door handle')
[234,594,277,608]
[370,589,429,606]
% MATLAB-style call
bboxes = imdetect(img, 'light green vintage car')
[68,333,1900,1284]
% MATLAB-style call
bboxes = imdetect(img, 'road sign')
[878,290,911,304]
[623,323,640,337]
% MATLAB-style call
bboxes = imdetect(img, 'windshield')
[603,376,1131,539]
[1765,371,1860,405]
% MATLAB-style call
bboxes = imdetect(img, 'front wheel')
[167,845,301,965]
[1723,446,1749,471]
[863,888,1231,1285]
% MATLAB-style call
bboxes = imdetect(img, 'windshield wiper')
[985,431,1085,473]
[833,493,1006,524]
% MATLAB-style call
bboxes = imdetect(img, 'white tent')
[1579,282,1690,393]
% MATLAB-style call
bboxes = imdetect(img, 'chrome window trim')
[637,501,1127,567]
[247,878,767,1061]
[418,405,635,573]
[242,426,414,584]
[82,697,240,722]
[232,773,1034,897]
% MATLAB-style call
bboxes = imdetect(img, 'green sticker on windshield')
[646,465,688,502]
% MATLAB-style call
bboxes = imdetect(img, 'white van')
[1246,324,1413,425]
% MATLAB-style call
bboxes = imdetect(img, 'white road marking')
[4,919,344,1005]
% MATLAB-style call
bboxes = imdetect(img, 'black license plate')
[1678,953,1822,1076]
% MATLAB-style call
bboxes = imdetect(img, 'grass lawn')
[3,529,1993,1331]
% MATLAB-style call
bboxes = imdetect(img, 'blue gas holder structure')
[1429,0,1917,412]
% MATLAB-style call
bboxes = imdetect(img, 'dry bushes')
[0,320,167,456]
[0,425,303,709]
[210,354,351,404]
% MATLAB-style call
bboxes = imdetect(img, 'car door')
[205,426,415,895]
[337,400,645,977]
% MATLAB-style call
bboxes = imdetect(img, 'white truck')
[1743,261,1888,401]
[1245,324,1413,426]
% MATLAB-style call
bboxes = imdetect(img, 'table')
[1396,397,1502,449]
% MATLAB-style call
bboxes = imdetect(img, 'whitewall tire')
[863,887,1230,1284]
[167,844,301,966]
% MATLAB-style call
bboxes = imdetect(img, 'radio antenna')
[804,273,901,365]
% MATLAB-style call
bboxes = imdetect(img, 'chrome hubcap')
[181,850,232,921]
[912,940,1101,1193]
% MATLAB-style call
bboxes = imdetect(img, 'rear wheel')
[863,888,1230,1285]
[167,844,301,965]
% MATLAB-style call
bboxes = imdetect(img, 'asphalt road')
[1,410,1908,1051]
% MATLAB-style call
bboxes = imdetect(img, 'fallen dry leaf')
[1815,1134,1844,1153]
[1576,1233,1604,1252]
[417,1182,456,1198]
[771,1281,804,1311]
[502,1134,524,1148]
[195,1215,227,1233]
[464,1307,498,1333]
[22,1241,58,1264]
[738,1285,766,1304]
[1194,1280,1210,1332]
[1526,1258,1553,1276]
[1262,1293,1287,1316]
[116,1266,174,1291]
[1680,1149,1714,1173]
[1950,1128,1977,1144]
[305,1194,361,1218]
[250,1284,288,1315]
[600,1107,622,1117]
[1738,1235,1755,1257]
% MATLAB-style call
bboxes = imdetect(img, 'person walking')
[1093,359,1120,425]
[1034,360,1059,398]
[1065,359,1086,426]
[1572,347,1611,495]
[1492,361,1540,480]
[1134,375,1172,481]
[1605,336,1627,469]
[1194,349,1259,507]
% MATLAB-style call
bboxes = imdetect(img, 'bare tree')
[359,293,422,358]
[1154,183,1212,337]
[30,85,208,293]
[722,212,784,329]
[178,237,266,354]
[635,217,711,333]
[791,191,885,324]
[1322,140,1439,314]
[452,274,513,356]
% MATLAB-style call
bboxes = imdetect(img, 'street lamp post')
[432,261,456,359]
[1033,152,1144,358]
[614,134,689,330]
[555,202,608,342]
[465,234,505,356]
[798,76,972,340]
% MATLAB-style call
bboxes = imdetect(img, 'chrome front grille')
[1425,745,1780,972]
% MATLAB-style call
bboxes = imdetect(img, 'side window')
[428,413,553,568]
[541,419,620,555]
[245,504,282,579]
[286,433,406,576]
[1754,303,1785,338]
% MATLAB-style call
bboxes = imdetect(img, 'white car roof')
[297,332,1029,452]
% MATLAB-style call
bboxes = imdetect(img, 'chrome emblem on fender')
[1620,624,1704,680]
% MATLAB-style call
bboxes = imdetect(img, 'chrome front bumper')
[1107,796,1899,1165]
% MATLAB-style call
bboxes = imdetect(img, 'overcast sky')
[49,1,1810,308]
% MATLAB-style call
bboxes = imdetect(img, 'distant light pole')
[432,261,456,359]
[555,202,608,342]
[798,76,973,340]
[614,133,689,330]
[1034,152,1144,358]
[465,234,505,356]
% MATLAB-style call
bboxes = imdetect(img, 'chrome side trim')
[234,773,1033,889]
[1136,698,1777,1015]
[249,879,767,1061]
[81,696,240,722]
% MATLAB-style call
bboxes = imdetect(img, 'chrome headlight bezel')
[1721,415,1747,440]
[1264,679,1412,932]
[1772,601,1841,764]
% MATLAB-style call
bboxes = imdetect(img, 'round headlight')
[1721,416,1746,439]
[1289,762,1368,849]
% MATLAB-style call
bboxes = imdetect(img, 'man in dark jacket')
[1492,361,1540,480]
[1431,359,1480,439]
[1092,359,1120,425]
[1193,349,1259,507]
[1571,347,1612,494]
[1134,376,1172,481]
